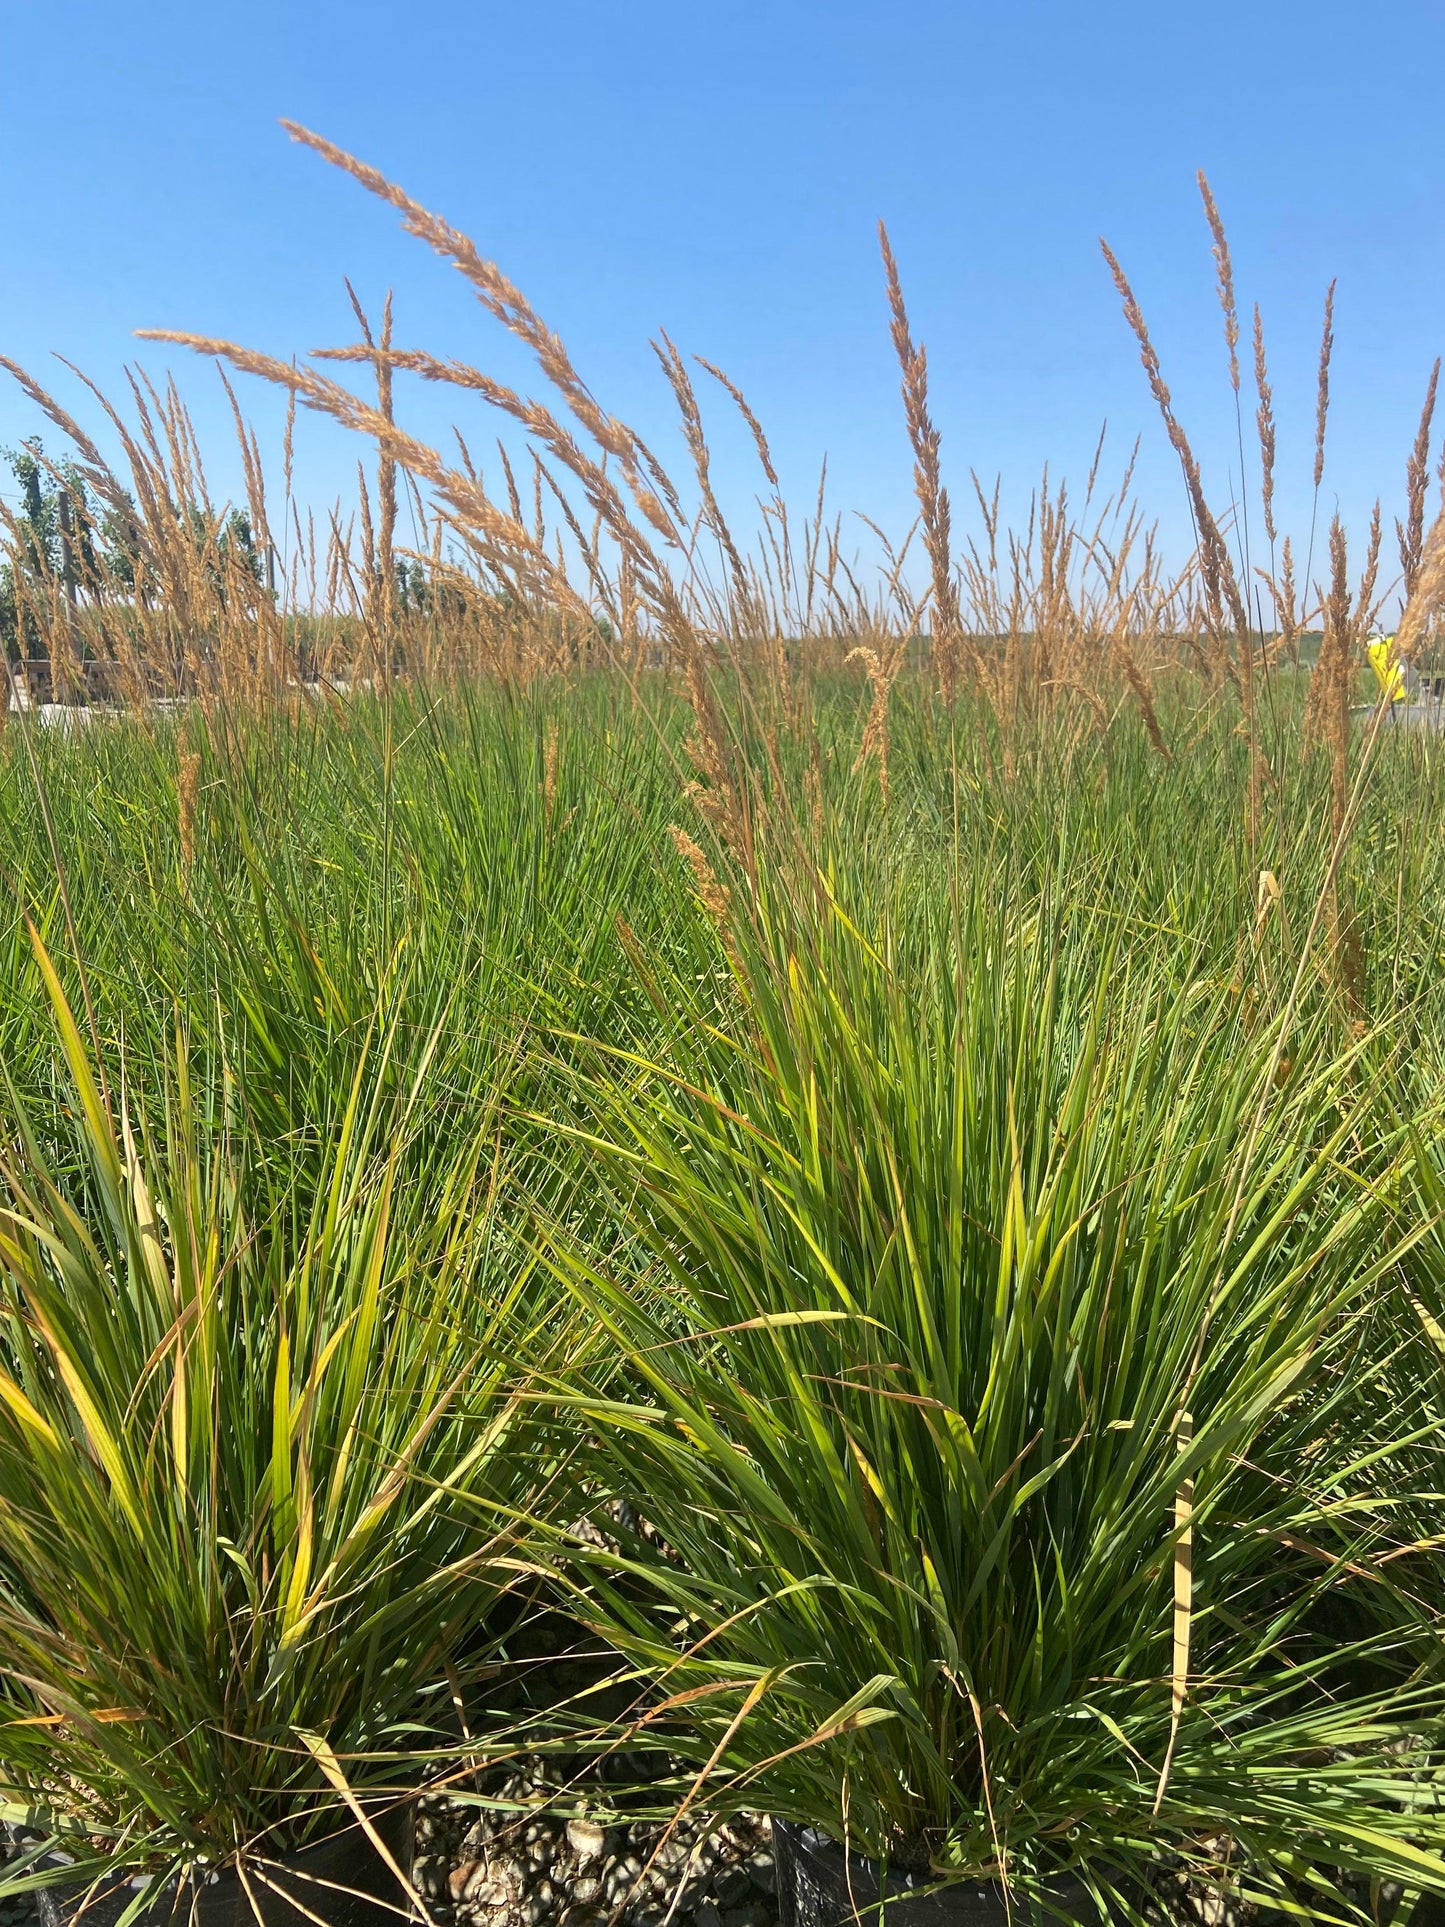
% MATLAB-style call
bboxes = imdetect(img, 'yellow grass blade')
[1153,1409,1194,1814]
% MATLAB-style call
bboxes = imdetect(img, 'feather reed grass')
[4,165,1445,1927]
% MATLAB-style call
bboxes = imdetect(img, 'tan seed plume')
[1395,492,1445,667]
[1399,358,1440,598]
[1252,307,1276,548]
[1197,173,1240,393]
[879,220,963,703]
[1314,280,1337,492]
[1099,240,1248,646]
[280,121,683,554]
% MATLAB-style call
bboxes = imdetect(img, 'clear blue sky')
[2,0,1442,594]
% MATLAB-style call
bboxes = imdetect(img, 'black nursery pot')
[773,1822,1103,1927]
[10,1803,413,1927]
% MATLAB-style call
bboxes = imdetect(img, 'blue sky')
[2,0,1443,594]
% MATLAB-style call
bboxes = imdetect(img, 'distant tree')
[0,566,15,661]
[220,508,262,583]
[186,504,262,607]
[98,497,140,592]
[1,441,56,658]
[395,556,431,617]
[0,440,139,656]
[5,441,58,573]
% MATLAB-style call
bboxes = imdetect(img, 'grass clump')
[0,943,584,1899]
[537,849,1445,1914]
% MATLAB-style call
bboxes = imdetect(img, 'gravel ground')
[414,1793,777,1927]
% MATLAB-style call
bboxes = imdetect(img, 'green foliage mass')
[0,680,1442,1917]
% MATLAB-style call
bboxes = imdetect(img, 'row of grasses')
[0,678,1440,1923]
